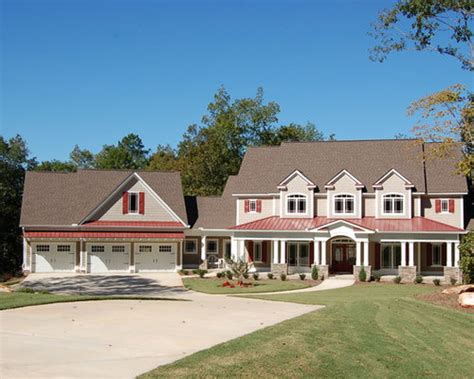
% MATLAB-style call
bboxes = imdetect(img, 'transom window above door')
[287,194,307,214]
[334,194,355,214]
[383,193,404,214]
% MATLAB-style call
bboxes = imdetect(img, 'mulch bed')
[416,290,474,314]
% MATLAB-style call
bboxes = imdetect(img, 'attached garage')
[34,243,76,273]
[135,243,177,272]
[87,243,130,273]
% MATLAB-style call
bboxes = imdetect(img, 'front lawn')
[0,292,180,310]
[141,284,474,378]
[182,277,311,294]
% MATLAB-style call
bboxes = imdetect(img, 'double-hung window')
[184,240,197,254]
[207,239,218,255]
[334,194,355,214]
[287,194,306,214]
[129,192,139,213]
[383,194,404,214]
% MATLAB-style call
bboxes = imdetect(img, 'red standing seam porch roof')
[24,231,185,239]
[229,216,464,232]
[81,221,185,228]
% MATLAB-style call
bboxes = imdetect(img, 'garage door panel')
[88,244,129,273]
[135,243,176,272]
[34,243,75,273]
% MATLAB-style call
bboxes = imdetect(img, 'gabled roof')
[277,170,316,190]
[325,169,364,190]
[373,168,414,189]
[20,170,188,227]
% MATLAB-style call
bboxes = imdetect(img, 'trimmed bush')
[358,267,367,282]
[414,275,423,284]
[196,269,207,278]
[226,272,234,280]
[393,276,402,284]
[320,275,325,281]
[216,272,223,279]
[243,273,249,280]
[252,272,259,280]
[192,269,199,275]
[373,273,381,282]
[299,273,306,280]
[450,277,457,285]
[311,265,319,280]
[15,287,35,293]
[267,273,274,280]
[433,278,441,286]
[179,269,189,276]
[280,273,287,281]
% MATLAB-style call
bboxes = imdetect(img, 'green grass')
[141,284,474,378]
[182,277,310,294]
[0,292,183,310]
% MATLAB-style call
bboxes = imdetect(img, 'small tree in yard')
[358,267,367,282]
[459,231,474,284]
[311,265,319,280]
[226,259,250,285]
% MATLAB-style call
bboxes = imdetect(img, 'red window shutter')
[374,243,381,270]
[248,241,254,262]
[441,243,447,266]
[262,242,267,262]
[448,199,455,213]
[435,199,441,213]
[122,192,128,214]
[139,192,145,214]
[426,243,432,266]
[256,200,262,213]
[244,200,250,213]
[309,242,314,267]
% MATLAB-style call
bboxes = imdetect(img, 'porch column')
[454,242,460,267]
[321,240,327,265]
[363,241,369,266]
[273,240,279,264]
[314,239,320,265]
[280,240,286,264]
[356,241,362,266]
[446,242,453,267]
[400,242,407,266]
[408,242,414,266]
[22,237,28,270]
[231,236,237,261]
[79,239,85,272]
[201,236,207,261]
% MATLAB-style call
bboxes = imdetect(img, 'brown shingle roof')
[20,170,187,227]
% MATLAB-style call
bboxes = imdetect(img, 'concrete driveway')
[20,272,186,296]
[1,293,320,378]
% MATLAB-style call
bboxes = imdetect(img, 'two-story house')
[20,139,471,283]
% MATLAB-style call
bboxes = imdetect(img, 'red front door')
[331,244,356,273]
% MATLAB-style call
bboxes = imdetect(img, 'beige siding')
[281,174,314,218]
[315,196,327,217]
[375,173,412,219]
[238,198,275,225]
[97,178,178,222]
[421,196,463,228]
[363,196,375,217]
[327,174,362,218]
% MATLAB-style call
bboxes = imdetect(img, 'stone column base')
[271,263,288,275]
[316,265,329,280]
[199,259,208,270]
[444,266,461,284]
[399,266,416,283]
[353,265,371,281]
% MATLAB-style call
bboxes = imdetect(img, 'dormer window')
[383,194,404,214]
[129,192,139,213]
[287,194,306,214]
[334,194,355,215]
[122,191,145,215]
[249,200,257,213]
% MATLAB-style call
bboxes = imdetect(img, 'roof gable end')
[278,170,316,190]
[325,169,364,190]
[373,169,414,189]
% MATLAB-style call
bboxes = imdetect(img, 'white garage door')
[135,243,176,272]
[87,243,130,273]
[34,243,76,273]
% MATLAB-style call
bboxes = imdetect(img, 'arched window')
[287,194,307,214]
[334,194,355,214]
[383,194,404,214]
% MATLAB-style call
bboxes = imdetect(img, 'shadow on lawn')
[20,275,187,296]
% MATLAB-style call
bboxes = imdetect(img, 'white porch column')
[201,236,207,261]
[314,239,320,265]
[273,240,279,264]
[280,240,286,264]
[408,242,414,266]
[22,237,28,270]
[446,242,453,267]
[230,236,237,261]
[454,242,460,267]
[363,241,369,266]
[321,240,327,265]
[400,242,406,266]
[356,241,362,266]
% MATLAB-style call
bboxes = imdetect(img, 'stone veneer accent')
[271,263,288,275]
[398,266,416,283]
[316,265,329,280]
[199,259,208,270]
[353,265,371,281]
[444,266,461,284]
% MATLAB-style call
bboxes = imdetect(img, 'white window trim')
[333,193,356,216]
[440,199,450,214]
[253,241,263,262]
[286,193,308,215]
[206,239,219,255]
[431,243,443,266]
[184,238,198,255]
[128,191,140,214]
[382,193,405,215]
[248,199,258,214]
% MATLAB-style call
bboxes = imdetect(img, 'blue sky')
[1,0,471,162]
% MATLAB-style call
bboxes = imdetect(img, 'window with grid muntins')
[57,245,71,252]
[159,245,172,253]
[112,245,125,253]
[139,245,153,253]
[36,245,50,252]
[185,240,196,254]
[91,245,105,253]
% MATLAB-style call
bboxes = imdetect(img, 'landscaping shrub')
[192,269,199,275]
[299,273,306,280]
[267,273,274,280]
[252,272,259,280]
[433,278,441,286]
[243,273,249,280]
[414,275,423,284]
[179,269,189,276]
[280,273,287,281]
[15,287,35,293]
[320,275,325,281]
[450,277,457,285]
[358,267,367,282]
[393,276,402,284]
[216,272,223,279]
[196,269,207,278]
[226,272,234,280]
[311,265,319,280]
[373,273,381,282]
